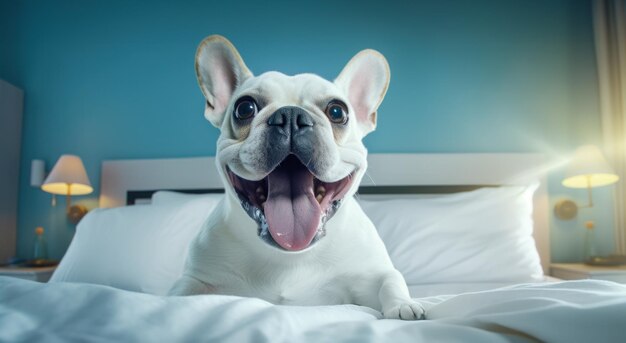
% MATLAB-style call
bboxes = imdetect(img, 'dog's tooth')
[258,194,266,201]
[261,201,266,209]
[256,186,264,194]
[316,194,323,203]
[316,186,326,194]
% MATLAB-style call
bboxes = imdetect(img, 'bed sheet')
[407,276,560,298]
[1,277,625,342]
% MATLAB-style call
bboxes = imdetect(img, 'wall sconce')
[554,145,625,265]
[30,159,46,187]
[41,155,93,224]
[554,145,619,220]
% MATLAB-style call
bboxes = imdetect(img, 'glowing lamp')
[555,145,618,219]
[562,145,619,189]
[42,155,93,223]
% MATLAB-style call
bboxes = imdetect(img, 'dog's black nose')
[267,106,314,136]
[264,106,318,174]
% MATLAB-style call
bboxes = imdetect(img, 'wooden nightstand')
[550,263,626,283]
[0,265,57,282]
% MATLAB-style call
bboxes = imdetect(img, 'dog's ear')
[334,50,390,136]
[195,35,253,128]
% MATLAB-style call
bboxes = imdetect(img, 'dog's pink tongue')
[265,166,321,251]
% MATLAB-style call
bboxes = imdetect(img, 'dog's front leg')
[378,270,426,320]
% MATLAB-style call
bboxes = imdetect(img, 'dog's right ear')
[195,35,253,128]
[334,49,390,137]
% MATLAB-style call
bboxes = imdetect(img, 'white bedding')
[406,277,558,298]
[51,186,546,297]
[2,277,625,342]
[11,186,623,341]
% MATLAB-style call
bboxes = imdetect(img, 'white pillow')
[151,190,223,206]
[50,197,218,295]
[358,184,543,284]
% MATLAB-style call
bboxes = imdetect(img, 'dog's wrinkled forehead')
[238,72,345,106]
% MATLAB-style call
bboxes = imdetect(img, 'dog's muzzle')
[263,106,318,173]
[228,106,353,252]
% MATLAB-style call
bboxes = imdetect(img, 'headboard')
[99,153,550,271]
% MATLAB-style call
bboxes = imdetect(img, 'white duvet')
[2,277,626,342]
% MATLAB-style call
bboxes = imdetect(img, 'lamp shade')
[41,155,93,195]
[562,145,619,188]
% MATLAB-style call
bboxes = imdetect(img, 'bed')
[1,153,625,342]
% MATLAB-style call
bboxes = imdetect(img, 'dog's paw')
[383,300,426,320]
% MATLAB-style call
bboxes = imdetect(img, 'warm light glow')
[562,173,620,188]
[562,145,619,189]
[41,155,93,196]
[41,182,93,195]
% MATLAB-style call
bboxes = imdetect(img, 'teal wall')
[0,0,616,262]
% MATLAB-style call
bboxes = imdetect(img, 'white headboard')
[99,153,549,272]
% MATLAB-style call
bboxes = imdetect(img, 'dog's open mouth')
[227,155,353,251]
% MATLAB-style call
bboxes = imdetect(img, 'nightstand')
[550,263,626,283]
[0,265,57,282]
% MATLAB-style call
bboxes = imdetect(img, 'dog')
[169,35,425,320]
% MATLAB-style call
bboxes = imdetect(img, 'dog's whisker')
[364,172,376,185]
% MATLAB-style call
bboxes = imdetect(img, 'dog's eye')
[234,97,258,120]
[325,101,348,124]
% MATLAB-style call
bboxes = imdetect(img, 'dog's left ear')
[195,35,253,128]
[334,50,390,136]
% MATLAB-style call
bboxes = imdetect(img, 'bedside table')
[550,263,626,283]
[0,265,57,282]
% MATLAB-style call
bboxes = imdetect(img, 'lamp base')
[68,205,89,224]
[554,199,578,220]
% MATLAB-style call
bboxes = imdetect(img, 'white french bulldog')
[169,35,425,320]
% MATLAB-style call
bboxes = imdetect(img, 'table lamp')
[554,145,623,265]
[41,155,93,224]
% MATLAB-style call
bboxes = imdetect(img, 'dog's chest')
[218,265,352,306]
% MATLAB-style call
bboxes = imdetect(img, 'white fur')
[170,35,425,321]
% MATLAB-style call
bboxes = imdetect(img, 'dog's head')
[196,35,389,252]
